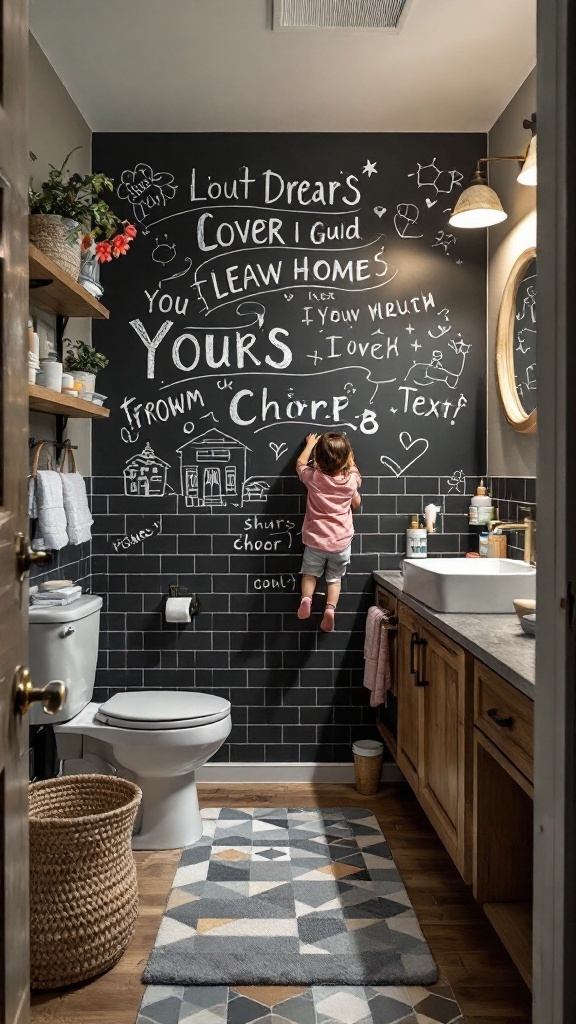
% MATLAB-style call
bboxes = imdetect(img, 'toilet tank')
[28,595,103,725]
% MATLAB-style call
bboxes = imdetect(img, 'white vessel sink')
[402,558,536,614]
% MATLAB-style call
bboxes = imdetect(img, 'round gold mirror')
[496,247,537,434]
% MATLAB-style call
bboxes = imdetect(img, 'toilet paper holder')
[168,584,201,617]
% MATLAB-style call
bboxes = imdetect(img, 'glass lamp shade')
[449,183,507,228]
[517,134,537,185]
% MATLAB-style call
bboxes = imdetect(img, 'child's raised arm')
[351,492,361,510]
[296,433,320,470]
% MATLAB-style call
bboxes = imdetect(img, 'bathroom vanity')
[373,570,534,989]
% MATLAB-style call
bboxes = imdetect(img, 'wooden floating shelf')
[28,384,110,419]
[484,901,532,988]
[28,244,110,320]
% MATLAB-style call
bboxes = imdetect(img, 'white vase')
[78,252,104,298]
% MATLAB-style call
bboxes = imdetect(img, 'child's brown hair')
[314,432,355,476]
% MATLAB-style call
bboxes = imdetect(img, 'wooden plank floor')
[30,783,532,1024]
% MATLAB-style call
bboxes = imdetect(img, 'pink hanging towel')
[363,605,392,708]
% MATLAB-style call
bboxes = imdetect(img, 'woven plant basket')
[29,214,82,280]
[29,774,142,990]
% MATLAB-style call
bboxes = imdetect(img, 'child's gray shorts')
[301,544,351,583]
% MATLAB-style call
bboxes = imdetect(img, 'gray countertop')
[373,570,535,699]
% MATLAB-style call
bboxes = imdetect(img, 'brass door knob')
[15,533,53,580]
[13,666,66,717]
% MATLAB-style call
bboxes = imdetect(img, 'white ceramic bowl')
[520,612,536,636]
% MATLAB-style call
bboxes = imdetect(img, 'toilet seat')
[95,690,231,730]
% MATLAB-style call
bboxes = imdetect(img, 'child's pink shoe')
[297,596,312,620]
[320,603,336,632]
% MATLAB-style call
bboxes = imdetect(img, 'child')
[296,432,362,632]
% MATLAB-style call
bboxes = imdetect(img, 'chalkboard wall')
[90,133,486,764]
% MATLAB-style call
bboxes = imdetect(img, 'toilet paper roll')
[165,597,191,623]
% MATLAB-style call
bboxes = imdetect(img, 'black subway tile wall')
[28,473,536,763]
[486,476,537,560]
[90,473,479,762]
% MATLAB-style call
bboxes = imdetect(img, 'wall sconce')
[517,113,537,185]
[449,113,537,229]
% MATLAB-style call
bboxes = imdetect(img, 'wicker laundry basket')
[29,774,142,989]
[29,214,82,280]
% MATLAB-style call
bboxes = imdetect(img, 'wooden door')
[418,623,473,881]
[0,1,31,1021]
[396,605,421,793]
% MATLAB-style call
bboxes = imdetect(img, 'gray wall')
[29,34,92,475]
[487,68,537,478]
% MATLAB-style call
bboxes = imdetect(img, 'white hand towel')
[29,471,68,551]
[59,471,93,546]
[31,591,82,607]
[32,585,82,602]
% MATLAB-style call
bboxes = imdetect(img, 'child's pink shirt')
[297,464,361,552]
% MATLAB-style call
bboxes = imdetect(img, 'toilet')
[29,595,231,849]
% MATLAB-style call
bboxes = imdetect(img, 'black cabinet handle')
[416,636,429,687]
[410,632,419,677]
[487,707,515,729]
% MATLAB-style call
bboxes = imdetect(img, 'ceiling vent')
[272,0,412,30]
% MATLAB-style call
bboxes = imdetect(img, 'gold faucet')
[488,510,536,564]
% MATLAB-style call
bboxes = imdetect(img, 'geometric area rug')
[142,808,438,987]
[137,979,467,1024]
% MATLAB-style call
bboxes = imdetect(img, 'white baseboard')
[196,762,404,784]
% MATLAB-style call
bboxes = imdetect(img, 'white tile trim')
[196,762,404,783]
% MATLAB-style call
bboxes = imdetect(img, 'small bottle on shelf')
[406,515,427,559]
[469,480,495,526]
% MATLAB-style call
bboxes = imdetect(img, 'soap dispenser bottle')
[406,515,427,559]
[469,480,495,525]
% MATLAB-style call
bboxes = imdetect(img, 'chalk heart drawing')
[269,441,288,461]
[284,293,294,301]
[425,197,437,208]
[380,432,430,477]
[374,206,387,218]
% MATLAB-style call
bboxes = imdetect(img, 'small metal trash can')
[29,774,141,989]
[353,740,384,795]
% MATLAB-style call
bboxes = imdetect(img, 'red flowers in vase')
[83,221,138,264]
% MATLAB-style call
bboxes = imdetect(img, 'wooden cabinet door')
[396,605,421,794]
[418,623,473,881]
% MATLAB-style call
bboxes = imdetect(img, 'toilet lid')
[95,690,231,730]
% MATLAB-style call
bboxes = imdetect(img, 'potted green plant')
[63,340,109,395]
[29,147,137,284]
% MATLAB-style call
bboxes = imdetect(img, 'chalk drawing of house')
[243,478,270,503]
[176,429,250,508]
[123,443,170,497]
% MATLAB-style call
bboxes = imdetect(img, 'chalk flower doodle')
[117,163,177,232]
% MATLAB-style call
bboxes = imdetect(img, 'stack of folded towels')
[30,584,82,607]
